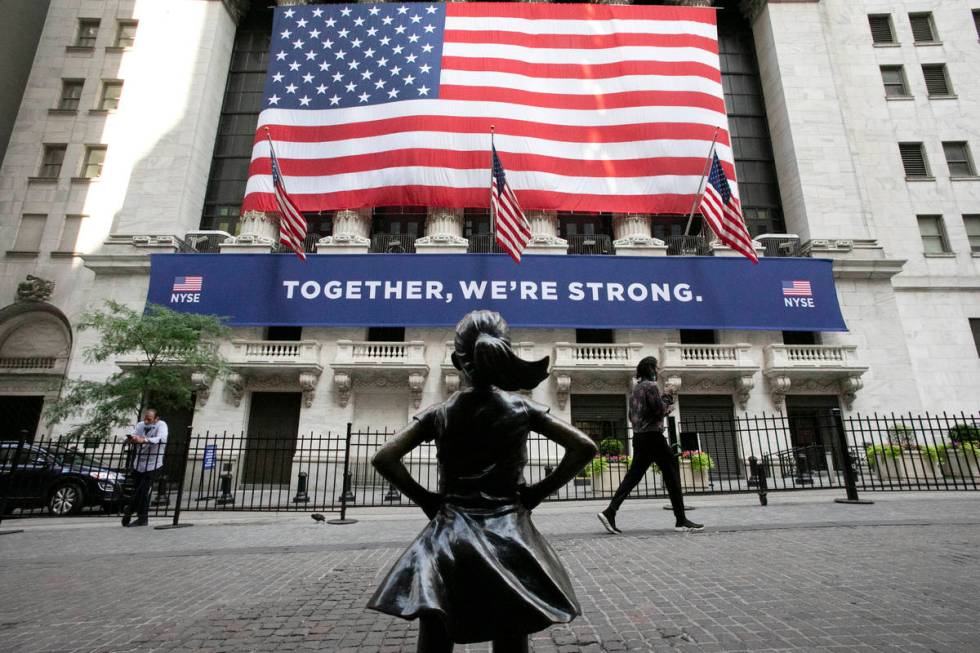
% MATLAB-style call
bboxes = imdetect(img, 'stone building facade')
[0,0,977,481]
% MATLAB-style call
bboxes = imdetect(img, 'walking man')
[122,408,168,527]
[598,357,704,534]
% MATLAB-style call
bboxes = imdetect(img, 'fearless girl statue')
[368,310,598,652]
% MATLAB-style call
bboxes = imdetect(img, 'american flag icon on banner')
[172,276,203,292]
[782,280,812,297]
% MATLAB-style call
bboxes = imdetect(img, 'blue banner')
[147,254,846,332]
[202,444,216,471]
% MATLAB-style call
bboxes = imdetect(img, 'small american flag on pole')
[491,144,531,263]
[699,152,757,263]
[266,130,308,261]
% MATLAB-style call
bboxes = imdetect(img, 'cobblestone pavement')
[1,491,979,652]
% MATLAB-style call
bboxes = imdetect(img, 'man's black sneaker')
[121,514,131,527]
[674,519,704,532]
[127,519,149,528]
[597,510,621,534]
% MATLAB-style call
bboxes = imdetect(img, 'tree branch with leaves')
[45,301,229,444]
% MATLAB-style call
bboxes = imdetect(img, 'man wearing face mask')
[597,356,704,534]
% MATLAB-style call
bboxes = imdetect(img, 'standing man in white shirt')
[122,408,168,527]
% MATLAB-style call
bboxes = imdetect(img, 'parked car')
[0,441,128,515]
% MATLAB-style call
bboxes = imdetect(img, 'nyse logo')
[782,280,814,309]
[171,276,203,304]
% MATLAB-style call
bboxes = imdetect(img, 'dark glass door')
[243,392,301,485]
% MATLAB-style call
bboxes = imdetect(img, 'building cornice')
[740,0,820,21]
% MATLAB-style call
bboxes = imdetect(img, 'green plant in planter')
[680,450,714,472]
[948,423,980,445]
[917,444,941,463]
[598,438,624,458]
[865,443,903,467]
[580,457,609,478]
[887,422,916,447]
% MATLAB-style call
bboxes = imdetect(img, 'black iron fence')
[2,410,977,520]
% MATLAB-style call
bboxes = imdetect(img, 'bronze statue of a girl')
[368,310,597,652]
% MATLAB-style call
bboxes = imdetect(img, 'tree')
[45,301,229,443]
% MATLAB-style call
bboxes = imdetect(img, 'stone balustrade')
[660,343,758,409]
[763,344,868,410]
[331,340,429,408]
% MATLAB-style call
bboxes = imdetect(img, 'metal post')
[155,426,195,530]
[748,456,768,506]
[292,471,310,503]
[0,430,29,535]
[329,423,358,525]
[662,416,695,512]
[383,482,402,502]
[794,451,814,486]
[831,408,873,505]
[215,462,235,505]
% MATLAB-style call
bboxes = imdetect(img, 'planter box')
[941,449,980,480]
[680,461,709,490]
[597,463,627,493]
[872,451,939,482]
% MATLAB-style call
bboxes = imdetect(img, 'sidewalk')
[1,491,979,651]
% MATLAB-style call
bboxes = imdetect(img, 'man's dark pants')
[607,430,687,522]
[124,469,159,522]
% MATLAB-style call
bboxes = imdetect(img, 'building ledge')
[5,250,39,258]
[27,177,58,185]
[330,340,429,407]
[763,344,867,410]
[550,342,641,408]
[65,45,94,54]
[70,177,98,184]
[47,109,78,116]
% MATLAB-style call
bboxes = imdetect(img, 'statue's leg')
[491,635,529,653]
[417,616,454,653]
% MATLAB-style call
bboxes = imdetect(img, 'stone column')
[415,207,468,254]
[220,210,278,253]
[613,214,667,257]
[317,209,371,254]
[526,211,567,255]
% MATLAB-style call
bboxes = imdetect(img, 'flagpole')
[683,127,721,237]
[489,125,496,247]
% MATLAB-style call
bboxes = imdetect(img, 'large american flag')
[699,152,757,263]
[242,2,734,214]
[491,145,531,262]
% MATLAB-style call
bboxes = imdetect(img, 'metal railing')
[2,411,977,519]
[566,234,614,255]
[664,235,711,256]
[0,357,57,370]
[183,231,234,253]
[755,234,803,258]
[370,234,417,253]
[467,234,505,254]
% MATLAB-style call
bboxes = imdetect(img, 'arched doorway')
[0,301,72,440]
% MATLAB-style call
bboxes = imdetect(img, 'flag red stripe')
[259,118,730,147]
[446,2,716,23]
[439,85,725,113]
[441,56,721,82]
[250,152,737,181]
[702,193,754,250]
[443,30,718,54]
[245,186,700,214]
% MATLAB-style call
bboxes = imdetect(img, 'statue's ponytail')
[453,311,550,391]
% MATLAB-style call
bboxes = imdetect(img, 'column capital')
[416,207,468,252]
[221,210,277,252]
[526,210,567,254]
[318,208,371,253]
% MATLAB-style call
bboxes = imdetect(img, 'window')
[679,330,717,345]
[57,215,85,253]
[868,15,896,44]
[964,215,980,254]
[909,12,938,43]
[971,319,980,357]
[57,80,83,110]
[917,215,951,254]
[367,327,405,342]
[575,329,614,344]
[75,19,99,47]
[880,66,909,98]
[899,143,930,178]
[265,326,302,341]
[81,146,107,178]
[783,331,819,345]
[38,144,66,178]
[114,20,138,48]
[922,64,952,96]
[943,142,976,177]
[11,215,46,252]
[98,81,123,110]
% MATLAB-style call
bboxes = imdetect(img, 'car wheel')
[48,483,84,516]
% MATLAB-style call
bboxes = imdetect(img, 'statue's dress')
[367,387,580,643]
